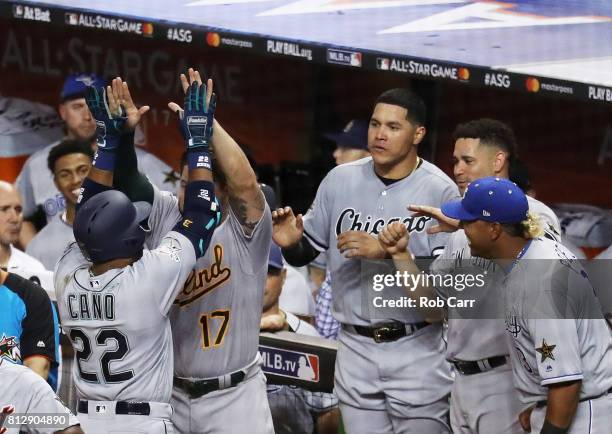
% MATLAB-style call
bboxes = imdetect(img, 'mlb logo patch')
[95,404,107,414]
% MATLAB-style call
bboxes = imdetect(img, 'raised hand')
[168,68,216,151]
[378,221,410,258]
[85,85,126,150]
[272,207,304,248]
[107,77,150,131]
[409,204,460,234]
[337,230,387,259]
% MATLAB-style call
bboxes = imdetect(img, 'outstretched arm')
[173,68,264,236]
[77,83,126,209]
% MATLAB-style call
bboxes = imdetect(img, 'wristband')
[187,151,212,171]
[93,148,116,171]
[540,420,568,434]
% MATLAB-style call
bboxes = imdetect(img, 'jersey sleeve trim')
[303,229,328,252]
[540,373,583,386]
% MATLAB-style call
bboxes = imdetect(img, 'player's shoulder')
[525,237,574,260]
[20,141,57,170]
[416,159,457,189]
[327,156,373,178]
[9,246,46,272]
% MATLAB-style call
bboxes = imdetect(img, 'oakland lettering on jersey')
[335,208,431,236]
[68,293,115,320]
[177,244,231,306]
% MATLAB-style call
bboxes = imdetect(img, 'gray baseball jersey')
[0,360,79,434]
[302,157,459,325]
[26,213,73,271]
[146,187,272,377]
[431,195,562,361]
[503,238,612,405]
[15,142,175,222]
[54,231,195,403]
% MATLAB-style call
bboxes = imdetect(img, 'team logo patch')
[0,334,21,363]
[536,339,556,362]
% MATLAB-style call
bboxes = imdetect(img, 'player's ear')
[58,102,67,121]
[489,222,503,241]
[412,125,426,146]
[492,150,507,175]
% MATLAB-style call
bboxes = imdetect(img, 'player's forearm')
[391,251,442,319]
[113,131,155,205]
[282,236,320,267]
[211,120,258,192]
[23,356,50,380]
[543,380,581,431]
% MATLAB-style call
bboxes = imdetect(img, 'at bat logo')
[335,208,431,236]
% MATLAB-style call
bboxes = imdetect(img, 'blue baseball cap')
[441,177,528,224]
[60,73,106,102]
[268,242,284,269]
[324,119,369,150]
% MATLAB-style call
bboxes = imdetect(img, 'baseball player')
[112,68,274,433]
[26,140,94,270]
[273,88,458,433]
[55,78,220,433]
[379,119,561,433]
[15,73,174,246]
[440,177,612,434]
[0,359,82,434]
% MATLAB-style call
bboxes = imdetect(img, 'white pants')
[530,393,612,434]
[335,325,452,434]
[171,366,274,434]
[77,400,173,434]
[450,364,524,434]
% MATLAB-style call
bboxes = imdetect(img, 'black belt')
[78,400,150,415]
[173,371,246,399]
[536,387,612,408]
[451,355,508,376]
[348,321,429,343]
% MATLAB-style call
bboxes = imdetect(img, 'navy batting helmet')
[74,190,152,263]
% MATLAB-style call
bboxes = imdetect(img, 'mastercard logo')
[142,23,154,36]
[206,32,220,47]
[525,77,540,93]
[458,68,470,81]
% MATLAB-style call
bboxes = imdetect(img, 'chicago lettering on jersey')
[335,208,431,236]
[68,293,115,320]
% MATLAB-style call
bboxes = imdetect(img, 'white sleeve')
[529,318,583,386]
[145,186,182,250]
[19,369,81,433]
[14,158,37,218]
[134,231,196,316]
[302,172,334,252]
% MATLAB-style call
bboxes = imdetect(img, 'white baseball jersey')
[15,142,175,222]
[302,157,459,325]
[0,360,79,434]
[146,187,272,378]
[431,196,562,361]
[503,238,612,405]
[54,231,195,403]
[26,213,74,271]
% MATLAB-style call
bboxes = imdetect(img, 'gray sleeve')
[19,369,80,433]
[428,182,460,256]
[227,202,273,275]
[302,172,334,252]
[14,159,37,218]
[135,231,197,315]
[145,186,182,250]
[54,243,86,295]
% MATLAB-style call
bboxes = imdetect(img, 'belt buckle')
[373,326,391,343]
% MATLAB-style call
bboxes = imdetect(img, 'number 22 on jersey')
[199,309,230,349]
